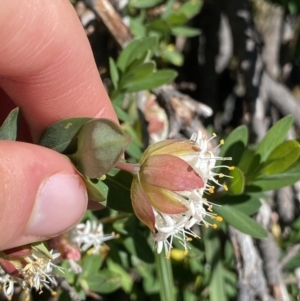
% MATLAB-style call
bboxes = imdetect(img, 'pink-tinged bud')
[48,234,81,260]
[0,258,23,279]
[131,138,205,230]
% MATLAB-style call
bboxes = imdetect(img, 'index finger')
[0,0,117,140]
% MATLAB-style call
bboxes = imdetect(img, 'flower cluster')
[0,245,61,298]
[73,220,118,254]
[130,131,233,257]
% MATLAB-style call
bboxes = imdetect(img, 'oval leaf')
[104,171,133,212]
[39,117,92,153]
[219,125,248,167]
[123,70,177,92]
[247,115,294,175]
[260,140,300,175]
[81,176,108,203]
[0,107,20,141]
[74,119,131,178]
[227,167,244,195]
[85,270,121,294]
[213,205,268,238]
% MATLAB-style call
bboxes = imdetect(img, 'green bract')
[72,119,131,178]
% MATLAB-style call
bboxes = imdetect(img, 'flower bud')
[72,119,131,178]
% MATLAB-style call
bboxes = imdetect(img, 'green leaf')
[104,171,133,212]
[226,167,244,195]
[130,17,147,38]
[39,117,92,153]
[247,161,300,192]
[85,270,121,293]
[126,140,143,159]
[175,0,203,19]
[114,105,133,123]
[171,26,200,37]
[0,107,20,141]
[123,233,154,263]
[117,37,158,72]
[121,62,156,86]
[109,57,119,90]
[130,0,164,9]
[247,115,294,175]
[219,125,248,167]
[81,176,108,202]
[259,140,300,175]
[214,194,262,216]
[203,230,227,301]
[73,119,131,178]
[213,206,268,238]
[238,148,255,174]
[106,259,133,293]
[31,242,52,259]
[123,70,177,92]
[81,254,103,275]
[165,12,188,26]
[146,19,171,37]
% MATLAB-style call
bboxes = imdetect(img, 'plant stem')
[115,161,140,175]
[155,252,176,301]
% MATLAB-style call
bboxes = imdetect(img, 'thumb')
[0,141,87,250]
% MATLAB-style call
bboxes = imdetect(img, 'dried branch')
[280,243,300,269]
[84,0,132,47]
[229,227,275,301]
[262,72,300,128]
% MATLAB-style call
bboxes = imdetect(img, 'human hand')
[0,0,117,250]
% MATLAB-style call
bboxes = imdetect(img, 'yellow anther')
[184,250,188,256]
[223,184,228,191]
[205,224,209,228]
[216,216,223,222]
[208,187,215,194]
[212,133,217,137]
[229,166,235,170]
[213,224,218,229]
[220,139,225,145]
[51,291,57,296]
[219,173,224,178]
[166,252,171,259]
[100,174,106,180]
[186,237,193,241]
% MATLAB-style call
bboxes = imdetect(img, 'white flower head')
[0,249,61,298]
[153,131,232,257]
[73,220,117,254]
[130,130,233,258]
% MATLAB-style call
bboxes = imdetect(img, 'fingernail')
[26,173,88,237]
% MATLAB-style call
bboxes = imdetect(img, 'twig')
[279,243,300,269]
[262,72,300,128]
[84,0,132,47]
[229,227,275,301]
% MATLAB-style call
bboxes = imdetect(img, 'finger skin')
[0,0,118,250]
[0,0,117,141]
[0,141,88,250]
